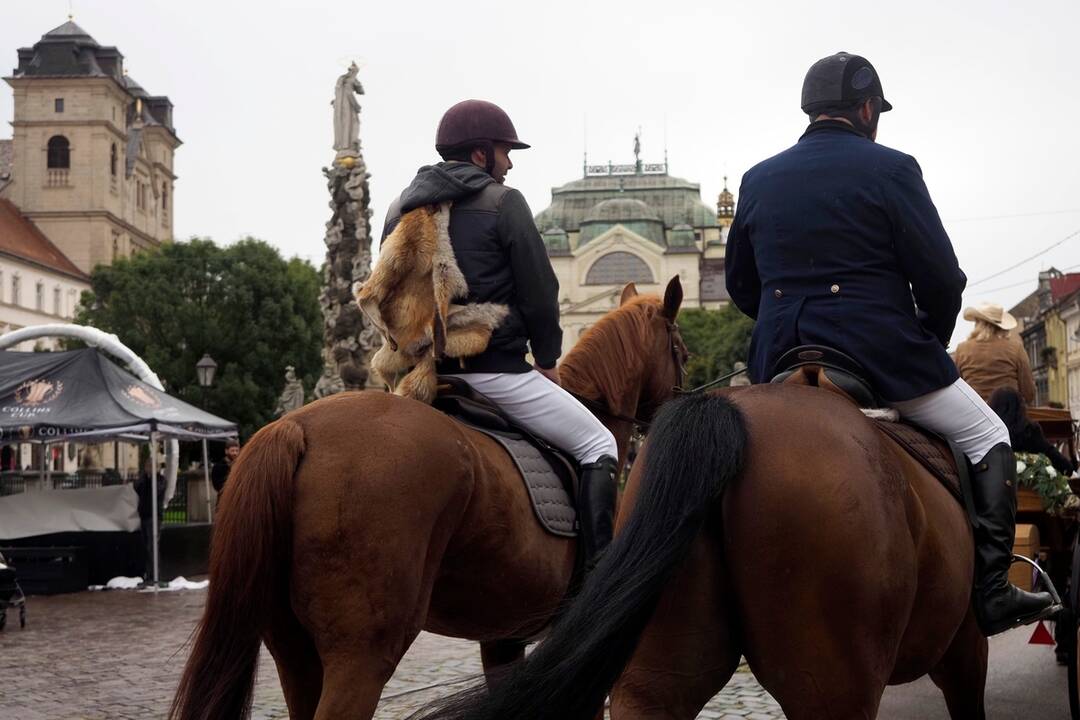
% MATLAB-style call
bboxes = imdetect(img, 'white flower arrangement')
[1015,452,1074,514]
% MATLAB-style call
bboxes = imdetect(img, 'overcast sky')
[4,0,1079,346]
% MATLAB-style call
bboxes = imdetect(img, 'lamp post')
[195,353,217,524]
[196,353,217,395]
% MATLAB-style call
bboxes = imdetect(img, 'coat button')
[774,289,783,298]
[830,284,840,294]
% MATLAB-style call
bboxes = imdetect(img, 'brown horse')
[413,387,988,720]
[169,277,687,720]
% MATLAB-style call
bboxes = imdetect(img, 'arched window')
[47,136,70,169]
[584,251,655,286]
[161,182,168,211]
[110,143,117,177]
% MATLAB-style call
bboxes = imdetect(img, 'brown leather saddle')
[771,346,971,512]
[432,376,580,538]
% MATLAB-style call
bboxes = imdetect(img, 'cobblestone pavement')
[2,586,1066,719]
[0,586,782,719]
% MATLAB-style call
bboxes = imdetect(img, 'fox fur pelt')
[355,202,508,403]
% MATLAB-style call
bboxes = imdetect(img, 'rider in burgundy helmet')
[383,99,620,569]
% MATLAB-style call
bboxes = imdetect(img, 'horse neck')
[560,336,649,465]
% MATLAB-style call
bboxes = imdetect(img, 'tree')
[677,305,755,388]
[75,238,323,439]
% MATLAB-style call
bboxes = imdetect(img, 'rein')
[676,365,750,395]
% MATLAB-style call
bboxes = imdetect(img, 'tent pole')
[202,438,213,523]
[150,431,160,590]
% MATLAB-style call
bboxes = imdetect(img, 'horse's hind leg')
[611,530,740,719]
[264,604,323,720]
[480,639,525,689]
[928,609,987,720]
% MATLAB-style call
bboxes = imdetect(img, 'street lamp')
[195,353,217,389]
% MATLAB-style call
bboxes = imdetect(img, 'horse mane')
[560,295,663,402]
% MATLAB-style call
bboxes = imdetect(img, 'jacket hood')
[399,161,494,213]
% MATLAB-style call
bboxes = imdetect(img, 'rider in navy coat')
[725,52,1055,637]
[725,120,965,402]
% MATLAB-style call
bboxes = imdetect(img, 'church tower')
[2,20,180,273]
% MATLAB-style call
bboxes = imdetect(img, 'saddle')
[432,377,580,538]
[771,346,969,510]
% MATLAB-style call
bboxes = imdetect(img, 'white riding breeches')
[444,370,618,465]
[890,378,1010,464]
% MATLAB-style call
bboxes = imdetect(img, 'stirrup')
[1010,554,1064,622]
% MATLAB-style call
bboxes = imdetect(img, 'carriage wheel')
[1068,535,1080,719]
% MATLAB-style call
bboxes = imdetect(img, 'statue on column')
[273,366,306,417]
[321,61,377,391]
[332,62,364,161]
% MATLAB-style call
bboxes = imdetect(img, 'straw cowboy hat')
[963,302,1017,331]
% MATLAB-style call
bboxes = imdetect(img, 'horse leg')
[610,529,740,719]
[263,604,323,720]
[480,639,525,689]
[928,609,988,720]
[290,462,472,719]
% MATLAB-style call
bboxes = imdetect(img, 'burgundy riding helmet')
[435,100,530,157]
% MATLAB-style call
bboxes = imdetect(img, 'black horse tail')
[412,392,747,720]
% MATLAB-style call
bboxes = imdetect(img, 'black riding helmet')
[801,52,893,115]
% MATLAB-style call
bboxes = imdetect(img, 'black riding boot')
[577,455,619,568]
[971,443,1056,636]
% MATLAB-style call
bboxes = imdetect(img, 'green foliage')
[74,238,323,439]
[677,305,755,388]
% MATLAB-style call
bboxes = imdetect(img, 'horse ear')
[662,275,683,320]
[619,283,639,306]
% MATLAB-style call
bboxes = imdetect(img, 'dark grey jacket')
[382,162,562,373]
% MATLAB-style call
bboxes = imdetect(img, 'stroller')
[0,550,26,630]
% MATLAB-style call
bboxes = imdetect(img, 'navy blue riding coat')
[724,121,967,402]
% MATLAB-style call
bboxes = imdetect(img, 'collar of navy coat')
[799,119,869,142]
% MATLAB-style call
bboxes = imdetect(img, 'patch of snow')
[89,576,144,590]
[138,576,209,593]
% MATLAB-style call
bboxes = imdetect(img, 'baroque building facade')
[0,20,178,274]
[534,151,734,356]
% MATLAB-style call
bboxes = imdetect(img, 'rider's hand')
[535,364,561,386]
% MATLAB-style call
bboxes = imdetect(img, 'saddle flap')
[874,420,965,505]
[432,376,581,539]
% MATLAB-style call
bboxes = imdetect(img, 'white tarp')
[0,485,139,539]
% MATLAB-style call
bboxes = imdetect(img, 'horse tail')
[169,418,305,720]
[413,392,747,720]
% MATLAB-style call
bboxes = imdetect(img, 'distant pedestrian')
[134,456,165,581]
[211,438,241,494]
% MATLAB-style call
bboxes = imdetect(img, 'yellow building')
[0,20,179,274]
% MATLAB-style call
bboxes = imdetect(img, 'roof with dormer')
[11,20,176,136]
[534,169,719,246]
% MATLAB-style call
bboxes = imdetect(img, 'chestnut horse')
[169,277,687,720]
[415,388,988,720]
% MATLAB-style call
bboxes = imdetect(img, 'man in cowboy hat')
[725,52,1055,635]
[954,303,1036,404]
[379,99,620,567]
